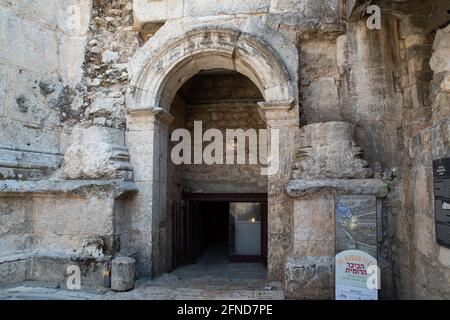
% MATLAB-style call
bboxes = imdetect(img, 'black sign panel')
[433,158,450,248]
[433,158,450,179]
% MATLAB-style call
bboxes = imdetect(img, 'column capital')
[127,107,174,131]
[257,99,298,127]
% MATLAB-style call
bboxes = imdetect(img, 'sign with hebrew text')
[335,249,378,300]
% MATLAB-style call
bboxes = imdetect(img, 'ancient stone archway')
[125,19,299,279]
[127,24,296,111]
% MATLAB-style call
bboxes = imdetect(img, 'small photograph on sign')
[335,284,378,300]
[335,196,377,258]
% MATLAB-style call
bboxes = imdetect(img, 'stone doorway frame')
[125,21,299,280]
[178,192,268,266]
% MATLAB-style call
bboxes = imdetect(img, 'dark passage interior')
[166,196,268,289]
[173,195,268,270]
[198,201,229,260]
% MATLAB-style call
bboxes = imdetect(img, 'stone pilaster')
[125,107,174,277]
[257,99,299,281]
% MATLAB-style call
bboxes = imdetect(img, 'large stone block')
[0,0,91,36]
[33,196,114,253]
[430,25,450,74]
[4,67,63,128]
[0,119,63,180]
[133,0,183,25]
[125,129,156,182]
[58,34,89,85]
[116,181,154,276]
[269,0,344,34]
[0,2,89,85]
[292,197,335,257]
[0,196,32,256]
[133,0,270,23]
[284,256,334,299]
[0,258,29,287]
[0,9,59,75]
[30,256,108,290]
[62,125,133,180]
[302,77,341,122]
[184,0,270,17]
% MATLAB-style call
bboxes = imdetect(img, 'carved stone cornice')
[286,179,388,199]
[127,107,174,131]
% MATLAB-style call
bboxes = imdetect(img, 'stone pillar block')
[286,178,387,299]
[286,121,387,299]
[257,100,299,281]
[125,107,174,277]
[285,194,335,299]
[111,256,136,292]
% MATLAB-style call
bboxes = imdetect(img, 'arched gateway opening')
[125,24,299,284]
[161,70,269,287]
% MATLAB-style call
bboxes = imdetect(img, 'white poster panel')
[335,249,378,300]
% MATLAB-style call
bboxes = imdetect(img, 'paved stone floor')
[0,245,284,300]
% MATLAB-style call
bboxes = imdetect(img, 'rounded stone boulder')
[111,256,136,292]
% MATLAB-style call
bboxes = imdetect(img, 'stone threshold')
[0,284,286,300]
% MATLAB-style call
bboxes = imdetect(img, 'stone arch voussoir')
[127,21,296,112]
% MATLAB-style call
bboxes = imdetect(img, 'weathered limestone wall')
[0,180,137,287]
[0,0,91,180]
[0,0,140,288]
[0,0,91,268]
[337,17,404,168]
[300,37,342,124]
[58,0,140,181]
[1,0,448,299]
[83,0,138,129]
[297,15,405,299]
[394,25,450,299]
[182,103,267,193]
[133,0,344,30]
[0,196,32,258]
